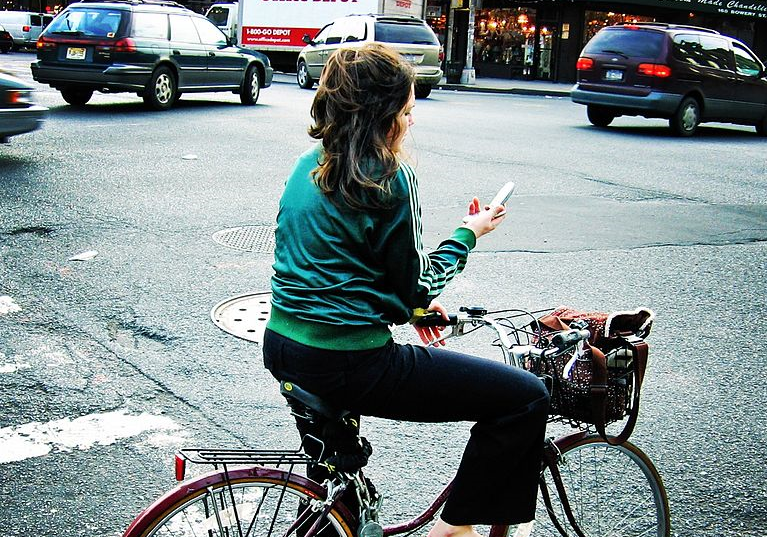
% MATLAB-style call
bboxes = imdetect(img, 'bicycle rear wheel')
[529,433,670,536]
[123,466,356,537]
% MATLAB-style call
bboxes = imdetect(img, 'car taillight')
[637,63,671,77]
[23,25,31,32]
[576,57,594,70]
[113,37,136,53]
[5,90,33,105]
[37,36,55,50]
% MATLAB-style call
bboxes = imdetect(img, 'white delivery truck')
[205,0,425,69]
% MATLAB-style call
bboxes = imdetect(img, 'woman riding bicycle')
[262,43,550,537]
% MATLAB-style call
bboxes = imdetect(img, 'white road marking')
[0,362,31,374]
[0,409,180,464]
[0,296,21,315]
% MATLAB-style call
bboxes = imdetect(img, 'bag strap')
[591,334,648,445]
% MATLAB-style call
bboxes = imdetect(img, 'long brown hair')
[308,43,415,210]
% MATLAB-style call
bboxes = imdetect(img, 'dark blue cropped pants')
[262,328,550,526]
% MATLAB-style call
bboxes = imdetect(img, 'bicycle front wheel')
[531,433,670,537]
[123,466,356,537]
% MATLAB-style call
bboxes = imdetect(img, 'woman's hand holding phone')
[461,182,514,238]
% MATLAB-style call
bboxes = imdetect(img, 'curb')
[434,83,571,98]
[272,73,572,98]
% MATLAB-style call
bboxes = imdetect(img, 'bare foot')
[426,519,484,537]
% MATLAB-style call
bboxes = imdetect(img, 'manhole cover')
[211,292,271,343]
[212,225,276,253]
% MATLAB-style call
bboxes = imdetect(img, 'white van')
[205,2,238,44]
[0,11,53,49]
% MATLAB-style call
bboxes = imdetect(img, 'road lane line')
[0,409,180,464]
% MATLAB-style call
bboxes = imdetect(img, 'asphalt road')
[1,51,766,536]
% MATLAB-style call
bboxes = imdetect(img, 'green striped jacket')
[268,144,476,350]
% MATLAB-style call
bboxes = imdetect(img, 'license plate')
[66,47,86,60]
[604,69,623,81]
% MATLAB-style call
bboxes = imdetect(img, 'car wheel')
[240,65,261,105]
[143,66,176,111]
[60,87,93,106]
[586,105,615,127]
[0,46,10,54]
[670,97,700,137]
[414,84,432,99]
[296,60,314,89]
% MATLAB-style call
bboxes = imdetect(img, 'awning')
[587,0,767,18]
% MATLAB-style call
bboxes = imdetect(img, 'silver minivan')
[0,11,53,49]
[297,14,443,99]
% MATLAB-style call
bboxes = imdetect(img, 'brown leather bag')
[531,307,654,445]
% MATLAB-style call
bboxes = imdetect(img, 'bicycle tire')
[123,466,356,537]
[528,433,670,536]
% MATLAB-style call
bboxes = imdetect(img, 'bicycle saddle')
[280,381,350,421]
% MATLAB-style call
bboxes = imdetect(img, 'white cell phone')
[462,181,516,223]
[490,181,516,208]
[490,181,515,218]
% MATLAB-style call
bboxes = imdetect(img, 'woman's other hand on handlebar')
[414,299,449,347]
[461,196,506,239]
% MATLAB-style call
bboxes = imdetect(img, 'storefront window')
[425,1,447,47]
[583,11,656,44]
[474,8,536,76]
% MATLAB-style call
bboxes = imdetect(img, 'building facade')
[426,0,767,82]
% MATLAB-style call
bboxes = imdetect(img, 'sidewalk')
[435,76,572,97]
[273,72,572,97]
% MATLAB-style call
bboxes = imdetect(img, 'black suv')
[31,0,273,110]
[570,23,767,136]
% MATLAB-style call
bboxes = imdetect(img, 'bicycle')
[122,306,670,537]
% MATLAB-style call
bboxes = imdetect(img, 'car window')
[583,29,664,58]
[325,17,366,45]
[170,14,200,44]
[374,21,438,45]
[47,8,126,38]
[206,6,229,26]
[673,34,730,70]
[192,16,227,46]
[324,21,345,45]
[344,17,367,43]
[673,34,704,66]
[697,35,731,70]
[733,43,762,76]
[132,12,168,40]
[312,24,331,45]
[30,15,42,26]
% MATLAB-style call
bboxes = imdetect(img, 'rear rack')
[614,22,720,34]
[178,448,314,466]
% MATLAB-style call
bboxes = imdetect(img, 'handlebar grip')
[551,329,590,349]
[415,313,459,327]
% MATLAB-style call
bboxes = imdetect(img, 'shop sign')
[590,0,767,18]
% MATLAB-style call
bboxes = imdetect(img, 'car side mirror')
[302,33,314,45]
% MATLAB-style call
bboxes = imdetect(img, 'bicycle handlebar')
[413,307,591,363]
[415,313,459,326]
